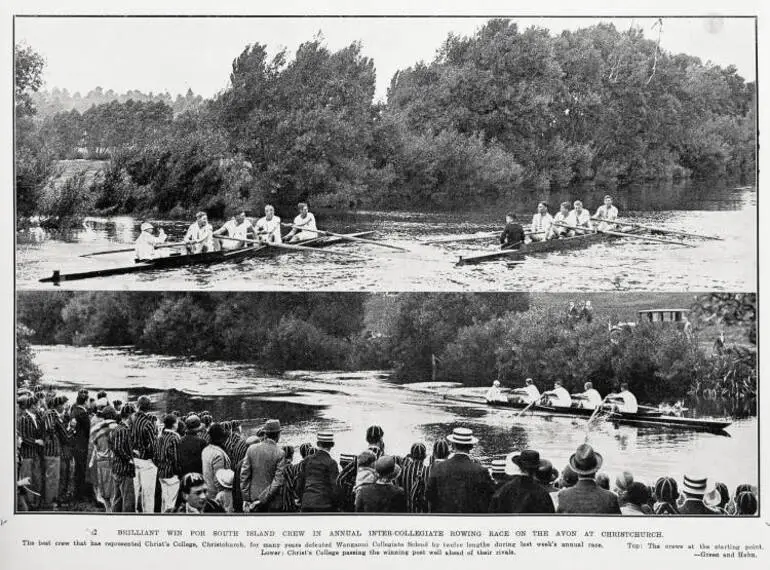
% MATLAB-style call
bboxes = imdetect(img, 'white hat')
[504,452,521,476]
[683,474,708,496]
[140,222,153,232]
[215,469,234,489]
[446,427,478,446]
[493,380,500,387]
[317,431,334,444]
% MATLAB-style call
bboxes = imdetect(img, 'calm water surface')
[34,345,758,492]
[17,183,756,291]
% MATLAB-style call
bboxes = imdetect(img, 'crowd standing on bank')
[16,387,758,516]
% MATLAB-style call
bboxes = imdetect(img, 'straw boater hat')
[568,444,603,476]
[215,469,234,490]
[140,222,154,232]
[374,455,401,481]
[489,458,507,476]
[446,427,478,446]
[339,453,356,467]
[317,431,334,445]
[682,474,708,496]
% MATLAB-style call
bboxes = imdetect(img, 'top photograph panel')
[15,16,757,291]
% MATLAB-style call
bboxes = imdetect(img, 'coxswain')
[530,202,553,242]
[485,380,507,404]
[593,195,619,231]
[606,382,639,414]
[500,213,525,250]
[510,378,541,404]
[571,381,602,410]
[135,222,166,261]
[213,210,255,250]
[564,200,592,236]
[546,202,571,240]
[284,202,318,243]
[184,211,215,254]
[541,380,573,408]
[255,205,282,244]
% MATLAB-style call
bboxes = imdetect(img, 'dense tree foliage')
[17,324,43,387]
[16,22,755,221]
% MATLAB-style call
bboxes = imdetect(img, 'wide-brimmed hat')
[446,427,478,446]
[535,459,559,484]
[263,419,281,434]
[375,455,401,480]
[513,449,546,471]
[317,431,334,444]
[140,222,154,232]
[490,458,507,475]
[569,444,603,476]
[682,474,708,496]
[184,414,202,431]
[215,469,234,489]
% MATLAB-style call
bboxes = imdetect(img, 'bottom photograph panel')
[15,291,758,516]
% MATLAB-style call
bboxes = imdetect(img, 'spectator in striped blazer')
[155,414,182,513]
[398,443,428,513]
[109,404,136,512]
[223,421,249,466]
[130,396,158,513]
[42,395,73,509]
[280,445,299,512]
[17,394,44,510]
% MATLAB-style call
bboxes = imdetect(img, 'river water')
[17,183,756,291]
[33,345,758,494]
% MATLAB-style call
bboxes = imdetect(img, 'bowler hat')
[513,449,546,471]
[375,455,401,480]
[569,444,603,476]
[185,414,202,431]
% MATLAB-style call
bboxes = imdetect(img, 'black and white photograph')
[15,291,758,515]
[14,16,756,291]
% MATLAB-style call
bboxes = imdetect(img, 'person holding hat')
[556,444,620,514]
[678,474,718,515]
[178,415,207,479]
[202,423,232,502]
[214,469,235,513]
[490,450,555,513]
[135,221,167,261]
[109,404,136,512]
[296,431,340,512]
[426,427,494,513]
[41,395,73,509]
[355,456,407,513]
[240,419,285,513]
[17,393,45,510]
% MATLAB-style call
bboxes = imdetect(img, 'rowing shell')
[456,227,642,266]
[40,231,374,284]
[442,394,731,433]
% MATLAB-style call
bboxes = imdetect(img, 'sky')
[15,16,757,102]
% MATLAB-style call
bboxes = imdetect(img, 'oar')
[217,234,368,259]
[584,395,613,439]
[552,222,694,248]
[80,246,136,258]
[281,224,409,252]
[515,394,544,418]
[154,241,188,249]
[591,217,722,241]
[423,228,541,245]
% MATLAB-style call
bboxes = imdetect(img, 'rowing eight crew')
[500,195,618,249]
[485,378,638,414]
[135,203,318,261]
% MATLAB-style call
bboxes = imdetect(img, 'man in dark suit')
[178,415,207,478]
[426,427,494,513]
[678,474,719,515]
[69,390,91,501]
[489,450,555,513]
[296,431,339,512]
[556,444,620,514]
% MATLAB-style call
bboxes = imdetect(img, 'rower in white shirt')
[135,222,167,261]
[593,195,619,231]
[546,202,571,240]
[213,210,255,250]
[284,202,318,243]
[564,200,592,236]
[571,381,603,410]
[530,202,553,242]
[510,378,541,404]
[184,211,215,254]
[606,382,639,414]
[255,205,282,244]
[485,380,508,404]
[541,380,573,408]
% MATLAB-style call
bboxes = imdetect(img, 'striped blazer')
[42,409,71,457]
[130,411,157,461]
[110,422,135,478]
[398,457,428,513]
[224,433,249,466]
[155,429,181,479]
[18,411,42,459]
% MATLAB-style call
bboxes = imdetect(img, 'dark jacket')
[425,453,494,513]
[355,482,407,513]
[175,499,225,513]
[489,475,556,514]
[70,405,91,450]
[178,434,207,477]
[500,223,525,248]
[296,449,339,511]
[678,499,720,515]
[556,478,621,514]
